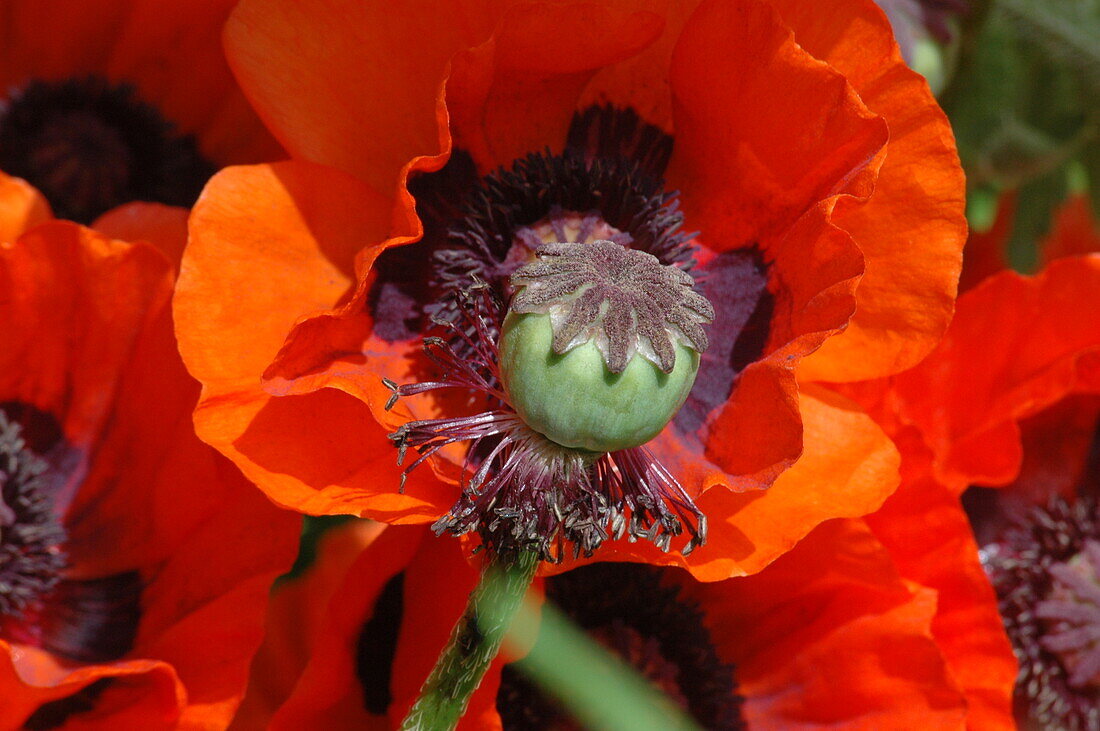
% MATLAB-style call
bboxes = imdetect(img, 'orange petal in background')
[667,0,886,249]
[0,222,173,497]
[699,518,967,727]
[864,429,1017,730]
[268,526,424,730]
[1042,195,1100,265]
[959,191,1016,293]
[92,202,190,267]
[232,521,387,730]
[0,0,282,166]
[445,2,664,174]
[893,255,1100,490]
[0,220,301,727]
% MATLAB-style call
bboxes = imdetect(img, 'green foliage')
[998,0,1100,97]
[967,186,1002,233]
[1082,139,1100,216]
[944,0,1099,265]
[1008,169,1069,270]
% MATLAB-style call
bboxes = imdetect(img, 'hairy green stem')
[400,549,540,730]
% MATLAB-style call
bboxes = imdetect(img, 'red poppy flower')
[838,246,1100,728]
[175,0,964,575]
[0,0,282,227]
[233,517,969,729]
[895,255,1100,729]
[0,220,300,728]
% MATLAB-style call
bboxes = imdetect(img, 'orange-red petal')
[445,3,664,173]
[1042,195,1100,265]
[176,162,451,521]
[0,646,183,730]
[269,525,424,730]
[1002,395,1100,505]
[92,202,190,267]
[666,0,886,249]
[865,429,1017,729]
[231,521,387,730]
[772,0,968,381]
[697,518,967,727]
[893,256,1100,490]
[959,191,1016,293]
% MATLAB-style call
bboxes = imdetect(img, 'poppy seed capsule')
[499,240,713,453]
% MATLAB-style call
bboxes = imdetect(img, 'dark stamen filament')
[385,286,704,561]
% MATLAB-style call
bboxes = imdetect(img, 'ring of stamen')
[385,286,705,561]
[0,412,66,618]
[1036,539,1100,689]
[981,494,1100,728]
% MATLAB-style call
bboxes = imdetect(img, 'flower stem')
[399,548,540,730]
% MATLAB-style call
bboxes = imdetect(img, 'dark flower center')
[371,106,693,345]
[496,563,744,730]
[0,403,142,727]
[423,141,696,338]
[979,494,1100,729]
[0,76,215,224]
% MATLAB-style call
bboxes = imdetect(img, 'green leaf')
[945,1,1097,191]
[943,12,1026,168]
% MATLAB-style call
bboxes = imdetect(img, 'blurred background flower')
[0,0,283,233]
[839,195,1100,728]
[0,217,300,728]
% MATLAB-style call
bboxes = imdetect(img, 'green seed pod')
[499,240,713,453]
[499,311,700,452]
